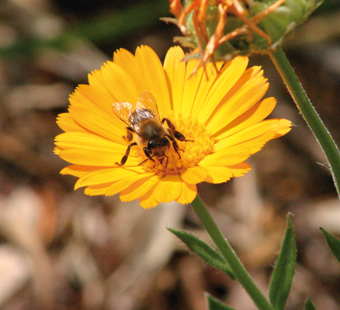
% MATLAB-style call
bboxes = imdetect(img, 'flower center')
[135,112,215,178]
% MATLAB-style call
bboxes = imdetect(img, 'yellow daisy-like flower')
[54,45,291,208]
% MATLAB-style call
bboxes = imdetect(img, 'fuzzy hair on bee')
[112,91,192,166]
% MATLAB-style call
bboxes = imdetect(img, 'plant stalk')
[191,195,274,310]
[269,47,340,198]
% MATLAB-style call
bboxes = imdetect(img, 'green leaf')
[304,297,317,310]
[168,228,235,279]
[269,214,297,310]
[206,294,237,310]
[320,228,340,263]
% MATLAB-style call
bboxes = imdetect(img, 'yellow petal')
[177,182,197,204]
[57,113,88,133]
[134,46,172,117]
[191,61,224,114]
[180,59,204,115]
[238,132,278,154]
[204,163,251,183]
[61,165,99,178]
[204,166,233,183]
[206,72,268,135]
[69,86,126,142]
[105,172,152,196]
[88,67,114,99]
[76,83,115,115]
[199,146,250,166]
[214,119,292,152]
[180,60,225,116]
[229,162,251,177]
[214,97,277,140]
[85,183,112,196]
[154,175,182,203]
[180,166,208,184]
[54,146,62,155]
[120,174,160,202]
[55,132,126,152]
[56,132,139,166]
[68,106,125,144]
[139,189,159,209]
[59,149,134,167]
[99,61,139,103]
[59,149,139,166]
[75,166,145,189]
[163,46,185,112]
[113,48,140,90]
[197,56,249,124]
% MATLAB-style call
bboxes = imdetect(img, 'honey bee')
[113,91,192,166]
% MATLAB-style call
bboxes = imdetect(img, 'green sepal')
[304,297,317,310]
[206,293,237,310]
[168,228,235,279]
[179,0,323,60]
[269,214,297,310]
[252,0,323,46]
[320,227,340,263]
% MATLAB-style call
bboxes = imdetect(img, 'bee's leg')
[143,148,156,162]
[163,153,169,168]
[116,142,137,166]
[162,118,194,142]
[174,130,194,142]
[122,127,134,142]
[166,134,182,159]
[138,148,156,165]
[162,118,177,135]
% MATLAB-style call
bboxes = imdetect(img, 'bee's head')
[147,137,169,149]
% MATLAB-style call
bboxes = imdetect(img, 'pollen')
[140,112,215,178]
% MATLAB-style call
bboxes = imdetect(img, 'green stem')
[269,47,340,198]
[191,195,274,310]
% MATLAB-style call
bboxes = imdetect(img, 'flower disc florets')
[141,112,215,178]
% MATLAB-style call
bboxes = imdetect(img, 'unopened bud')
[165,0,322,66]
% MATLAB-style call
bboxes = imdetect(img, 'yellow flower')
[54,45,291,208]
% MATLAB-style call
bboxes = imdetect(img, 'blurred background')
[0,0,340,309]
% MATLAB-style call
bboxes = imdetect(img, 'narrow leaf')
[206,294,237,310]
[304,297,317,310]
[269,214,297,310]
[320,228,340,263]
[168,228,235,279]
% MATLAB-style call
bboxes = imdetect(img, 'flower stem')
[269,47,340,198]
[191,195,274,310]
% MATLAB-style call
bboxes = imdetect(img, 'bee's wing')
[136,91,161,122]
[112,101,135,127]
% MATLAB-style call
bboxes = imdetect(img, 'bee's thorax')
[138,120,167,145]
